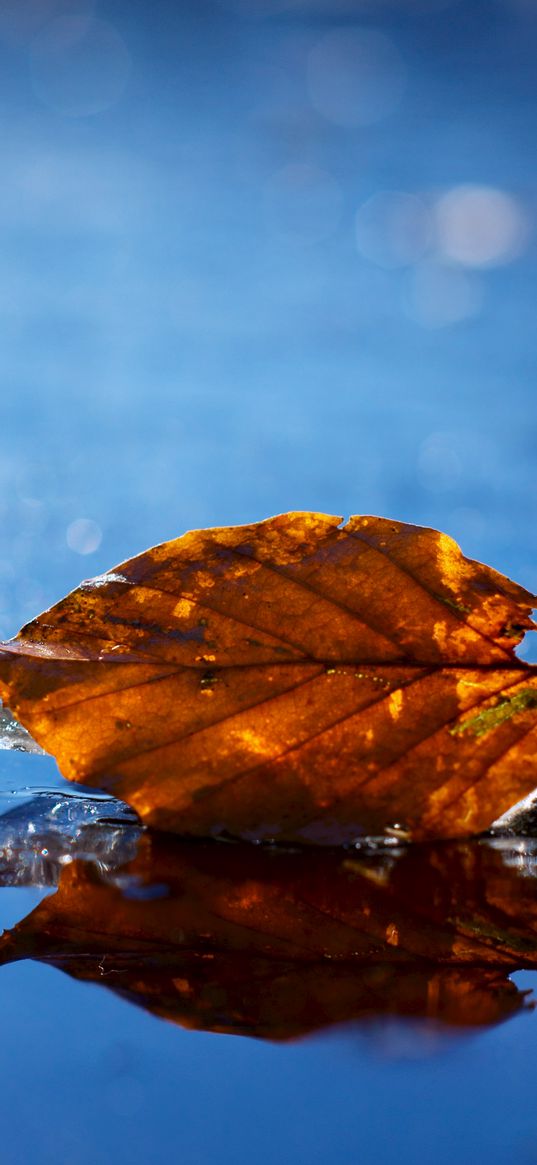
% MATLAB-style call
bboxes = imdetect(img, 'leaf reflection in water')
[0,795,535,1041]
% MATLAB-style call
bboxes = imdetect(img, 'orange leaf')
[0,513,536,843]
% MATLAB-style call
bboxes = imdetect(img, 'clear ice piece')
[0,702,44,754]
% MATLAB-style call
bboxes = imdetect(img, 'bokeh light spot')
[435,185,528,268]
[66,518,102,555]
[307,29,406,127]
[30,15,131,117]
[405,262,482,327]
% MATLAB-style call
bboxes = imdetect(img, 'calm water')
[0,0,536,1161]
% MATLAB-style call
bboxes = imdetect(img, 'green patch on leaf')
[450,688,537,739]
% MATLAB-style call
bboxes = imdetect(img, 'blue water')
[0,962,535,1165]
[0,0,536,1160]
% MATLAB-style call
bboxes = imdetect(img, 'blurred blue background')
[0,3,536,1162]
[0,0,535,644]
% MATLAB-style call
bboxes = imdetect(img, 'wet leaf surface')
[0,794,536,1040]
[0,513,535,843]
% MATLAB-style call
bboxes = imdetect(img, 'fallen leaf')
[0,513,536,843]
[0,825,535,1039]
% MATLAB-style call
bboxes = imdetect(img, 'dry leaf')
[0,512,536,843]
[0,831,535,1039]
